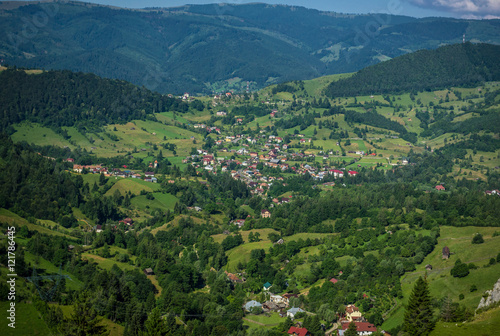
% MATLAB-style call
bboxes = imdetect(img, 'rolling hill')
[1,1,500,94]
[324,43,500,97]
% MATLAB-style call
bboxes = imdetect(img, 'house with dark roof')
[261,209,271,218]
[442,246,450,259]
[263,282,272,291]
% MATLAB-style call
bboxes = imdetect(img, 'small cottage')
[442,246,450,260]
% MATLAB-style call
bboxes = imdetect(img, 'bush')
[472,233,484,244]
[451,263,470,278]
[470,284,477,292]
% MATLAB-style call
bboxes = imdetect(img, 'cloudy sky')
[31,0,499,19]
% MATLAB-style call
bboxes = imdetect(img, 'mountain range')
[1,1,500,94]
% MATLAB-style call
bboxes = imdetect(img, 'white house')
[286,307,304,319]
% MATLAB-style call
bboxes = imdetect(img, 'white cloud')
[406,0,500,16]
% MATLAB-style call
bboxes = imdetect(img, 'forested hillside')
[1,2,500,93]
[0,69,188,131]
[325,43,500,97]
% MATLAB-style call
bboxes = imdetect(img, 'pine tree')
[63,292,109,336]
[143,307,167,336]
[345,321,358,336]
[403,276,435,335]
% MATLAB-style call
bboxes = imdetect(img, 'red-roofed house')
[341,322,377,335]
[119,218,133,226]
[330,278,338,284]
[288,326,308,336]
[331,169,344,178]
[348,170,359,177]
[435,185,445,191]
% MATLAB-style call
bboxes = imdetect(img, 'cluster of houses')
[184,142,360,195]
[485,189,500,196]
[243,290,389,336]
[72,164,158,183]
[336,305,390,336]
[193,124,221,134]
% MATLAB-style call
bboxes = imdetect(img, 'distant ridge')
[1,2,500,93]
[324,43,500,97]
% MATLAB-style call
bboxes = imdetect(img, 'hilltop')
[325,43,500,97]
[1,2,500,93]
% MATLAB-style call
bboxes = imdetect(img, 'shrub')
[451,263,470,278]
[472,233,484,244]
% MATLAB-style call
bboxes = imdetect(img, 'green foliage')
[221,234,244,251]
[472,233,484,244]
[62,292,109,336]
[440,296,473,323]
[0,69,187,132]
[0,135,83,221]
[143,307,167,336]
[345,321,358,336]
[403,276,435,336]
[451,262,470,278]
[325,43,500,97]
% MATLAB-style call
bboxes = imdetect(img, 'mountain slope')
[1,2,500,94]
[324,43,500,97]
[0,68,188,131]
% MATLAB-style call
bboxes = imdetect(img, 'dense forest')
[0,69,188,131]
[324,43,500,97]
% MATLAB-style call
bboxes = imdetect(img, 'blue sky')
[45,0,500,19]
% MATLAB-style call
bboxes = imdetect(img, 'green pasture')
[243,311,284,329]
[131,192,178,212]
[81,253,137,272]
[0,301,51,336]
[104,178,161,196]
[0,209,72,238]
[24,251,84,291]
[151,215,206,235]
[430,306,500,336]
[383,226,500,330]
[12,123,72,148]
[225,240,276,272]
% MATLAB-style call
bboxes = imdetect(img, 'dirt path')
[325,322,339,335]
